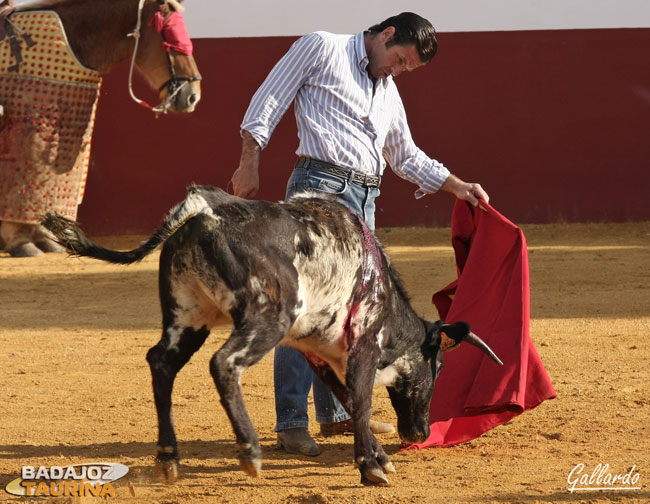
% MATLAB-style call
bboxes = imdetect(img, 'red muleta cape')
[407,199,556,448]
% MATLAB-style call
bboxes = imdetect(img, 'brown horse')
[0,0,201,256]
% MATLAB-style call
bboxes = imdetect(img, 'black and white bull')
[42,185,502,486]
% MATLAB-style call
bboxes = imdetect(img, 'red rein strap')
[148,11,193,55]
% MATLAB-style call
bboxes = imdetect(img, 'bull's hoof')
[236,442,262,477]
[382,460,396,474]
[7,242,43,257]
[238,456,262,477]
[154,458,179,483]
[360,466,390,486]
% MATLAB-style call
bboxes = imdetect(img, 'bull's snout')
[397,421,430,445]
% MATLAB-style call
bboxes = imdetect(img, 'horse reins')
[127,0,201,115]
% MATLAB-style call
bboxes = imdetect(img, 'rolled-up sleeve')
[382,90,450,198]
[241,32,325,149]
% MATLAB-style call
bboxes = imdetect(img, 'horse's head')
[136,0,201,113]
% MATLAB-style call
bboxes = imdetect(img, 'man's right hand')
[230,131,262,198]
[230,162,260,198]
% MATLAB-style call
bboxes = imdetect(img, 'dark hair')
[366,12,438,63]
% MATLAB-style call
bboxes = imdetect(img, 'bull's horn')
[464,332,503,366]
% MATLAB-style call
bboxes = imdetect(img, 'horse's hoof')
[35,238,65,253]
[154,459,178,484]
[7,242,43,257]
[361,466,390,486]
[238,456,262,478]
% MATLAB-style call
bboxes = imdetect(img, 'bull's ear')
[421,320,443,360]
[440,321,470,352]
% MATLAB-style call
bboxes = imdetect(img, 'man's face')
[366,27,426,80]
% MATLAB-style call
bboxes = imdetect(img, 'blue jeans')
[274,165,380,431]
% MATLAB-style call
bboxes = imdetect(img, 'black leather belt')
[295,156,381,188]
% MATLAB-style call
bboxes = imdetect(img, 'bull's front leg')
[347,349,395,485]
[318,338,394,485]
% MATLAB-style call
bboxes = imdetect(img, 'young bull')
[43,185,502,486]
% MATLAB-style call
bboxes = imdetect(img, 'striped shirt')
[241,31,450,198]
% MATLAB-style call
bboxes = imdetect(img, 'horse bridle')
[127,0,201,115]
[157,20,201,98]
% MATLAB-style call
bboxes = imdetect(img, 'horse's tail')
[42,187,213,265]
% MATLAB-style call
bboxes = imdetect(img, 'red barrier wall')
[78,29,650,234]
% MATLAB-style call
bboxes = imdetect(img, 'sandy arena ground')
[1,222,649,504]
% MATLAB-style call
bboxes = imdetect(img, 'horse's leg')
[0,221,41,257]
[209,317,287,477]
[146,324,210,482]
[33,224,66,253]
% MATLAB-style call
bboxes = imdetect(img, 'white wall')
[183,0,650,38]
[13,1,650,38]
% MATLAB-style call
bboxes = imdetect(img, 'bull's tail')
[42,187,214,264]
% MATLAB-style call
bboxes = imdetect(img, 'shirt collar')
[354,31,369,72]
[354,30,391,87]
